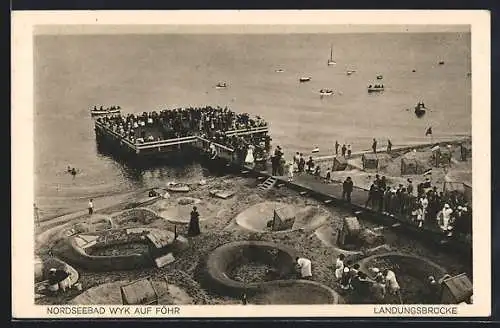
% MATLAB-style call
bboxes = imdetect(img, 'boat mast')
[330,45,333,61]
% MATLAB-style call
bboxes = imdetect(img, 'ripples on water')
[34,33,471,218]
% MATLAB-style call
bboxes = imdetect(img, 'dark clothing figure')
[188,207,201,236]
[306,157,314,173]
[342,177,353,203]
[372,139,378,154]
[460,143,467,161]
[335,141,339,155]
[407,181,414,196]
[314,166,321,178]
[271,156,278,176]
[48,269,69,286]
[365,183,377,208]
[341,144,347,157]
[387,139,392,153]
[278,157,285,176]
[272,147,283,176]
[298,155,305,173]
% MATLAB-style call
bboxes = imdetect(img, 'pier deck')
[94,120,268,157]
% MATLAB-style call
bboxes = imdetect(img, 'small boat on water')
[376,75,383,80]
[275,68,285,73]
[312,147,320,153]
[90,106,121,116]
[346,70,356,76]
[414,102,427,118]
[319,89,334,96]
[367,84,384,93]
[166,182,190,193]
[215,82,228,89]
[438,60,445,65]
[327,45,336,66]
[299,77,311,83]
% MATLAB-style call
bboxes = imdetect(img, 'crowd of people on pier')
[96,106,268,144]
[360,174,472,236]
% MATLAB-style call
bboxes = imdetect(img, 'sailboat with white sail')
[327,45,336,66]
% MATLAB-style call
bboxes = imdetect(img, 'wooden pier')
[94,120,268,160]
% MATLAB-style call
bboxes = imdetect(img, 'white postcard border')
[11,10,491,318]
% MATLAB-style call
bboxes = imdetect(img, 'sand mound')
[234,202,330,233]
[111,208,161,228]
[356,252,448,304]
[70,280,193,305]
[314,225,363,256]
[150,198,216,223]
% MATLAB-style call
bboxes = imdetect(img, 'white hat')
[444,204,450,208]
[371,267,380,273]
[49,268,56,272]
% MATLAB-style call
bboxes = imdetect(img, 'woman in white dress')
[440,203,453,231]
[334,254,346,280]
[383,269,401,296]
[245,144,255,166]
[287,161,294,182]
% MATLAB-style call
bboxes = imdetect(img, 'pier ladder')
[258,177,277,192]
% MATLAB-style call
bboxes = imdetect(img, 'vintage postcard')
[12,10,491,318]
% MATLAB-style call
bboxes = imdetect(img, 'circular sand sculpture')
[62,214,114,237]
[205,241,298,297]
[70,280,193,305]
[314,225,364,256]
[235,202,330,233]
[111,208,162,228]
[148,198,216,223]
[53,227,180,271]
[249,280,340,304]
[35,257,79,296]
[356,252,448,304]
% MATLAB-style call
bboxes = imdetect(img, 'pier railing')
[95,121,243,160]
[225,126,269,137]
[136,136,198,150]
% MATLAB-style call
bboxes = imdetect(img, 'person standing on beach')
[298,153,305,173]
[372,138,378,154]
[341,144,347,157]
[335,140,340,155]
[342,177,353,203]
[188,206,201,237]
[287,161,294,182]
[387,139,392,153]
[88,199,94,215]
[347,144,352,158]
[365,183,377,208]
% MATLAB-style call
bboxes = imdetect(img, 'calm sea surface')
[34,33,471,219]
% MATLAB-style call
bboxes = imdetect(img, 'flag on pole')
[425,127,433,136]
